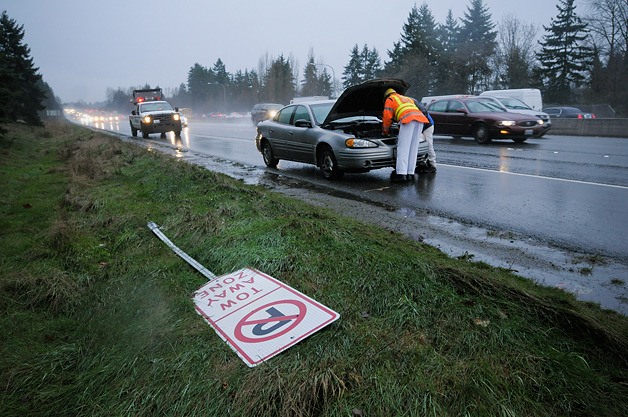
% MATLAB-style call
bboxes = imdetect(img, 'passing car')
[255,78,429,179]
[251,103,284,125]
[542,106,596,119]
[426,97,545,144]
[479,96,551,137]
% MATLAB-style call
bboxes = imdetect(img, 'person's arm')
[382,97,394,135]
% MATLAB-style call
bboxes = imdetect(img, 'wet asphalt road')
[89,118,628,313]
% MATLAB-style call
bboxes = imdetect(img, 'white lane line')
[441,164,628,190]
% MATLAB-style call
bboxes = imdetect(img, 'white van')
[479,88,543,111]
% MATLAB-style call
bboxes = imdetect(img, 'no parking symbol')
[234,300,306,343]
[193,268,339,367]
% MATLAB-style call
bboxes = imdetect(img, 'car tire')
[473,124,491,144]
[131,125,138,137]
[319,147,343,180]
[261,141,278,168]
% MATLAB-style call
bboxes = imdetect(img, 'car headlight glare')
[173,114,180,121]
[345,138,377,148]
[143,116,152,123]
[496,120,516,126]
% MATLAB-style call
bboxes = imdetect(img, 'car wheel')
[131,125,138,137]
[473,124,491,144]
[319,147,343,180]
[261,141,278,168]
[512,138,527,143]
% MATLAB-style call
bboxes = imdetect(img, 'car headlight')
[345,138,377,148]
[537,119,544,125]
[143,116,152,123]
[173,114,180,121]
[496,120,516,127]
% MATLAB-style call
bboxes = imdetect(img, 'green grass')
[1,121,627,417]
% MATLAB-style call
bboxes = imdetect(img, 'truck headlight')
[143,116,152,124]
[173,114,180,121]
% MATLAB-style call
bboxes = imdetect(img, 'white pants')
[396,121,424,175]
[422,125,436,163]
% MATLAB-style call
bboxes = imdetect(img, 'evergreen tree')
[343,44,381,88]
[0,11,46,125]
[362,45,382,81]
[342,45,364,88]
[384,3,439,97]
[186,63,212,113]
[535,0,594,103]
[301,56,319,96]
[262,55,295,104]
[457,0,498,93]
[434,10,465,94]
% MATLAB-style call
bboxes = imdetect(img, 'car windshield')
[497,97,532,110]
[465,100,504,113]
[310,102,335,125]
[140,102,173,112]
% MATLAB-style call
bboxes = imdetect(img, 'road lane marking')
[441,164,628,190]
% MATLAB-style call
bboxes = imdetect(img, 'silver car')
[255,78,429,180]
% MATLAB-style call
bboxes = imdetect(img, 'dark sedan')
[255,79,429,179]
[427,97,545,144]
[542,106,596,119]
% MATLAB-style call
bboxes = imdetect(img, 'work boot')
[390,170,408,183]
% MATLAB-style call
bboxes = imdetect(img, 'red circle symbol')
[234,300,306,343]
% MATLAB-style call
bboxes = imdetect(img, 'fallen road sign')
[147,222,339,367]
[193,268,339,367]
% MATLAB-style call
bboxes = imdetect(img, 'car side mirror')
[294,119,312,128]
[131,110,136,115]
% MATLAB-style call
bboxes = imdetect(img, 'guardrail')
[549,118,628,137]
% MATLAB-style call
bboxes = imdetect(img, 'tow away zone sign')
[193,268,339,367]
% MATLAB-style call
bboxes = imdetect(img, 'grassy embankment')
[1,121,626,417]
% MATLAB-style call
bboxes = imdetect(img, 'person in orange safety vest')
[382,88,429,182]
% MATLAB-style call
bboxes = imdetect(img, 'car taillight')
[578,114,583,119]
[592,114,597,118]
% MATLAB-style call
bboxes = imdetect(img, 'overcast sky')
[3,0,579,103]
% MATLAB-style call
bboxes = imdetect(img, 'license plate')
[154,119,161,124]
[524,129,533,135]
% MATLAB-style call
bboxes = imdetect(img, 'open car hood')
[322,78,410,126]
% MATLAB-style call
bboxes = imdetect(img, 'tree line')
[1,0,626,125]
[0,11,60,129]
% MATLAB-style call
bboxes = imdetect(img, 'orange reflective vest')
[382,93,428,133]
